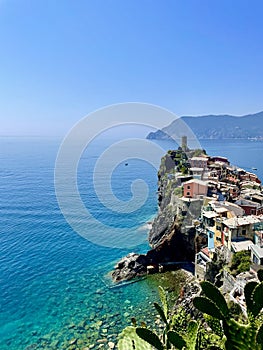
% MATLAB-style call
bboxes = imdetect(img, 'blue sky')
[1,0,263,136]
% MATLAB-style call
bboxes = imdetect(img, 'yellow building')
[201,200,245,248]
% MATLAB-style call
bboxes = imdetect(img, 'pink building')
[183,179,208,198]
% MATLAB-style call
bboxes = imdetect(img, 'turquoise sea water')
[1,136,263,349]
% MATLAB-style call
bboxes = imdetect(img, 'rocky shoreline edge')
[112,250,194,283]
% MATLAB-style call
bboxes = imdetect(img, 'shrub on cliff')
[230,251,251,276]
[193,272,263,350]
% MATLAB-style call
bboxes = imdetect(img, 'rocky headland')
[112,147,205,283]
[147,111,263,140]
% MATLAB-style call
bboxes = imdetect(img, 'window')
[187,185,191,189]
[187,192,190,196]
[209,231,213,239]
[242,229,246,235]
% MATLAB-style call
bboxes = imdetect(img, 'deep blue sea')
[1,135,263,349]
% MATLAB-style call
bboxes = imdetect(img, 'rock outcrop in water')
[112,148,205,282]
[112,253,148,282]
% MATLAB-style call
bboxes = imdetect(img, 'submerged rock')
[69,338,77,345]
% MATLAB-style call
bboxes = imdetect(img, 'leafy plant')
[171,306,191,331]
[193,272,263,350]
[229,251,251,276]
[118,326,152,350]
[117,270,263,349]
[118,286,221,349]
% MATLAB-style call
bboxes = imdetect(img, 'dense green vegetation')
[118,270,263,349]
[147,112,263,140]
[230,251,251,276]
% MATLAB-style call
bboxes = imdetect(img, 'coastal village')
[113,136,263,280]
[178,141,263,265]
[114,136,263,349]
[156,136,263,313]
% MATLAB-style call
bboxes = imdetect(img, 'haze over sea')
[1,136,263,349]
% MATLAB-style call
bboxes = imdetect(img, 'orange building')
[183,179,208,198]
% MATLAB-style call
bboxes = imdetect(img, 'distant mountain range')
[147,111,263,140]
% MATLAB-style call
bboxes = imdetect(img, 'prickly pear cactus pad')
[117,326,153,350]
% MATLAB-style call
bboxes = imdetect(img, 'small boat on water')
[252,167,257,170]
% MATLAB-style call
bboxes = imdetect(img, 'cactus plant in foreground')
[117,286,206,349]
[118,326,153,350]
[117,270,263,349]
[193,270,263,350]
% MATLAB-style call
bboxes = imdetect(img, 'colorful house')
[195,247,212,281]
[201,200,244,248]
[222,216,261,250]
[183,179,208,198]
[235,198,263,216]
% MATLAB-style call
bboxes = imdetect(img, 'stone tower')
[181,136,188,151]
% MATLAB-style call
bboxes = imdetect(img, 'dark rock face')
[111,253,149,282]
[111,222,197,283]
[147,223,196,263]
[148,205,177,247]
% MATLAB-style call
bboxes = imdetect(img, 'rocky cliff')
[148,150,203,255]
[112,149,204,282]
